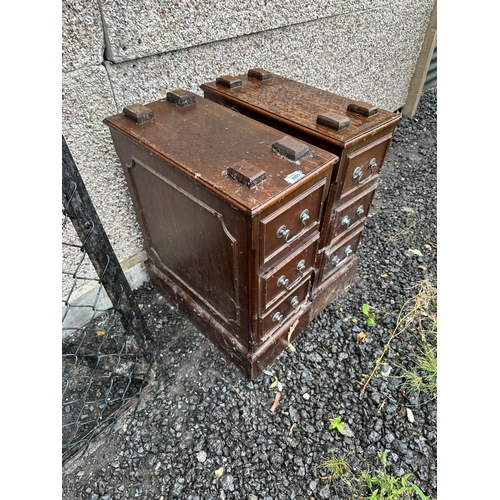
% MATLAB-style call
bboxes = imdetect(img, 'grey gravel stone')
[308,353,322,362]
[385,431,396,444]
[319,484,331,498]
[220,474,235,491]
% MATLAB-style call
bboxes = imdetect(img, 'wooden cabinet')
[104,91,337,379]
[201,70,401,318]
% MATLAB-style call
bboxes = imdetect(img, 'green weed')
[362,303,376,325]
[317,450,432,499]
[360,451,429,499]
[360,279,436,397]
[328,415,346,435]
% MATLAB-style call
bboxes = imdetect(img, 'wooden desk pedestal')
[105,92,337,379]
[201,70,401,319]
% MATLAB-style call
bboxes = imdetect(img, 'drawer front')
[319,226,364,283]
[259,279,311,344]
[326,185,376,246]
[260,232,319,311]
[260,179,327,265]
[340,134,392,199]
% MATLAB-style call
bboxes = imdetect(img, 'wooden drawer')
[339,134,392,200]
[259,279,311,344]
[260,232,319,311]
[251,301,312,379]
[318,225,364,284]
[259,178,326,265]
[326,185,376,246]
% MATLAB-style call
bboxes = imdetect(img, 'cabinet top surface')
[104,94,337,213]
[200,71,401,147]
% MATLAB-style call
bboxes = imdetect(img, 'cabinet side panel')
[108,130,251,344]
[128,156,240,324]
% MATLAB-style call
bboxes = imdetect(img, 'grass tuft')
[360,279,437,397]
[320,452,352,481]
[400,339,437,398]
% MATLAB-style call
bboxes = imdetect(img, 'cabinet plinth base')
[146,260,312,380]
[309,256,359,319]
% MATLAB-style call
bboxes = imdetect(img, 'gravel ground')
[62,87,437,500]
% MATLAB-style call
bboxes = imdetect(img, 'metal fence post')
[62,136,159,462]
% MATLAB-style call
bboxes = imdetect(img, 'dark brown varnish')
[201,71,401,317]
[104,93,338,379]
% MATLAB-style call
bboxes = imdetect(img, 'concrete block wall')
[62,0,435,298]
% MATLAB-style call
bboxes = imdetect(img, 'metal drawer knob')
[341,205,365,230]
[341,215,351,229]
[352,158,377,185]
[272,312,284,323]
[277,259,306,291]
[276,209,310,244]
[272,296,301,325]
[331,245,353,267]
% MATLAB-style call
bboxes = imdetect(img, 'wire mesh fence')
[62,136,158,464]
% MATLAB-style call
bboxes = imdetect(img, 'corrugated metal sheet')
[424,45,437,89]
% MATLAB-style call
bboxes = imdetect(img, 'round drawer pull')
[272,296,301,325]
[272,312,283,323]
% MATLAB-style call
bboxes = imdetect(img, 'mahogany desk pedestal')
[201,70,401,318]
[104,91,338,379]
